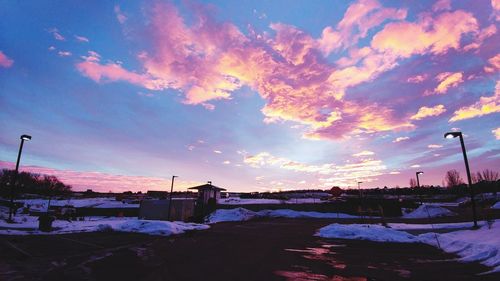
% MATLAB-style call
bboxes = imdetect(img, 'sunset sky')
[0,0,499,193]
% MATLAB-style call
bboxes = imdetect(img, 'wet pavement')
[1,218,498,280]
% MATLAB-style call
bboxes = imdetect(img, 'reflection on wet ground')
[278,241,417,280]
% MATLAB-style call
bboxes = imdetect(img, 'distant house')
[188,182,227,204]
[146,190,169,198]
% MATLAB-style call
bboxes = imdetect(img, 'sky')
[0,0,499,193]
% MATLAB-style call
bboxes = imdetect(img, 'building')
[188,182,227,204]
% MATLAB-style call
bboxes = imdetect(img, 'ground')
[1,218,498,281]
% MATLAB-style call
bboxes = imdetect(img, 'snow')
[420,221,500,273]
[17,198,139,211]
[492,201,500,209]
[316,223,417,243]
[402,204,455,219]
[388,221,485,230]
[317,220,500,273]
[0,215,208,236]
[206,208,359,223]
[206,208,258,223]
[218,197,326,205]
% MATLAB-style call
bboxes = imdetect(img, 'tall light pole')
[8,134,32,222]
[357,181,363,200]
[167,175,178,221]
[416,171,424,188]
[416,171,424,205]
[444,131,478,228]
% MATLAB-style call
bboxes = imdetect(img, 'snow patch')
[402,204,455,219]
[316,224,417,243]
[206,208,258,223]
[207,208,360,223]
[0,216,208,236]
[492,201,500,209]
[317,220,500,273]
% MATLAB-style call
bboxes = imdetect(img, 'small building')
[139,199,195,221]
[188,182,227,204]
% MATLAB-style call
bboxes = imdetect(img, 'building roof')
[188,183,226,191]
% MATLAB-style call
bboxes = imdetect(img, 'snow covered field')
[0,214,208,236]
[206,207,359,223]
[317,220,500,273]
[218,197,326,205]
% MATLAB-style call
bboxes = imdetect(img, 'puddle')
[275,270,367,281]
[393,268,411,278]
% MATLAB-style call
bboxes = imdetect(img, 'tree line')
[0,169,72,197]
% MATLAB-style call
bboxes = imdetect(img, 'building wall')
[139,199,195,221]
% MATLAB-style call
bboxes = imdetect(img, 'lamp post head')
[416,171,424,175]
[444,132,461,139]
[20,134,32,141]
[357,181,362,184]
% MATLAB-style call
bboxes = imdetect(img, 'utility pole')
[167,175,178,221]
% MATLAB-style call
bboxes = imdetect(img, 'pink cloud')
[0,51,14,68]
[410,104,447,120]
[484,53,500,73]
[75,2,485,140]
[48,28,65,41]
[76,51,167,90]
[449,81,500,122]
[493,0,500,21]
[58,51,72,57]
[372,11,478,57]
[432,0,452,12]
[74,35,89,43]
[114,5,127,24]
[318,0,406,54]
[0,161,201,192]
[407,74,428,83]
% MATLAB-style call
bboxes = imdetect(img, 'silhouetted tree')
[445,169,463,188]
[0,169,71,196]
[409,178,417,188]
[475,169,499,183]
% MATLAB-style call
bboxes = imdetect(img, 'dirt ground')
[1,218,498,281]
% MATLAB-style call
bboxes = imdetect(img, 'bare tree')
[409,178,417,188]
[445,169,464,188]
[475,169,499,182]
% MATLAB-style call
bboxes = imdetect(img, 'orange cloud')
[0,51,13,68]
[434,72,464,94]
[410,104,446,120]
[449,81,500,122]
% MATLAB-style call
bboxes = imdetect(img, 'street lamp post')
[416,171,424,205]
[8,134,32,221]
[416,171,424,188]
[167,175,178,221]
[444,131,478,228]
[357,181,363,200]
